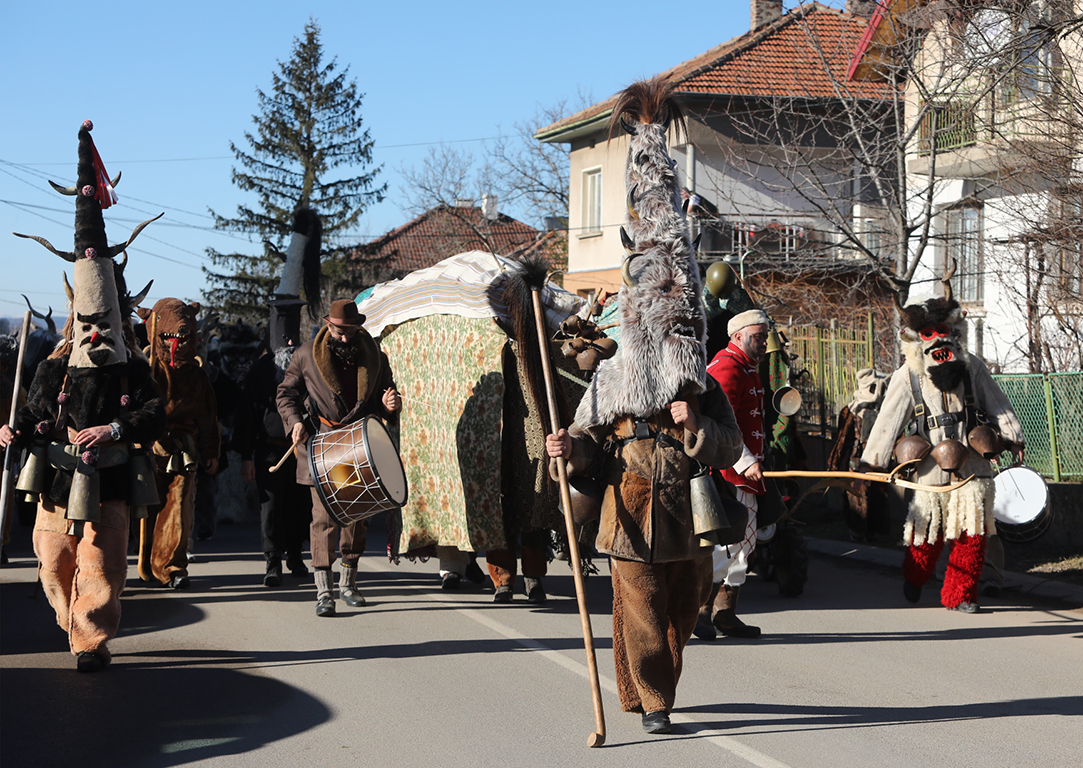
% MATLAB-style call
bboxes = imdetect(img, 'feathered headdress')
[574,78,707,428]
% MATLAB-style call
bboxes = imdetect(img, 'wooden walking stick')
[137,311,157,582]
[530,284,606,748]
[0,311,34,548]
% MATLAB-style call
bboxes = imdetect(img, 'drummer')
[276,299,401,617]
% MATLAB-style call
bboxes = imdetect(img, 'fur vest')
[14,356,166,505]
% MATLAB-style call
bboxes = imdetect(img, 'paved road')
[2,515,1081,768]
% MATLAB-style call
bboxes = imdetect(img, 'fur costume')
[558,79,743,718]
[9,121,166,666]
[136,298,221,586]
[860,273,1024,608]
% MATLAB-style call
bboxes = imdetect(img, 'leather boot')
[340,563,366,607]
[712,584,761,638]
[693,582,720,641]
[314,568,336,617]
[263,555,282,588]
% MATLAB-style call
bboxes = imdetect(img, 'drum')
[992,466,1052,543]
[309,416,409,527]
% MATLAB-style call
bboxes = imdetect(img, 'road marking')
[372,569,794,767]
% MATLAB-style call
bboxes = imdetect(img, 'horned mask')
[13,121,158,369]
[575,78,707,428]
[896,262,969,392]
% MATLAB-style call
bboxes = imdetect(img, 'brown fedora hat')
[324,299,366,327]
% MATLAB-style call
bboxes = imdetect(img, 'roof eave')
[535,111,613,144]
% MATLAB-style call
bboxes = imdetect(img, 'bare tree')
[683,1,1082,371]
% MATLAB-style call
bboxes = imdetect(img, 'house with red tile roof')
[343,197,566,289]
[536,0,898,331]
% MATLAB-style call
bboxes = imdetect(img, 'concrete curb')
[805,536,1083,609]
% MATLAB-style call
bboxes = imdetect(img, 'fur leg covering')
[611,556,711,713]
[941,532,985,608]
[903,535,945,588]
[149,470,195,585]
[33,499,129,657]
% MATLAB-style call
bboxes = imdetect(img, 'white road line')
[362,564,794,767]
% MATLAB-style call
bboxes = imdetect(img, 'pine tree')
[203,18,386,323]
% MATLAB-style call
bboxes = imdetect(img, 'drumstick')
[268,440,303,473]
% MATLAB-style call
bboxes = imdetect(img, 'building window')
[856,218,881,258]
[946,206,983,304]
[1055,191,1083,298]
[581,168,602,236]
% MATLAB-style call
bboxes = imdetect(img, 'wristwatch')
[109,422,123,442]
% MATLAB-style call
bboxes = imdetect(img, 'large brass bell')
[566,475,604,527]
[689,470,733,546]
[766,329,783,355]
[772,386,803,417]
[128,448,161,507]
[893,435,932,465]
[15,444,48,496]
[967,425,1004,459]
[705,261,736,298]
[66,468,101,522]
[930,439,969,473]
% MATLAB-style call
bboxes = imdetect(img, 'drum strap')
[909,370,983,440]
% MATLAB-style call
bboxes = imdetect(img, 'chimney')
[481,193,499,220]
[751,0,783,30]
[845,0,877,19]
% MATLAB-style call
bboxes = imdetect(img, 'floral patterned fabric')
[381,314,507,555]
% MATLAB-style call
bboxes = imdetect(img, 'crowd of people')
[1,90,1026,739]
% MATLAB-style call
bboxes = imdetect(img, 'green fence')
[786,319,1082,482]
[992,372,1083,482]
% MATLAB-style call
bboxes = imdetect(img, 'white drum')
[992,466,1052,543]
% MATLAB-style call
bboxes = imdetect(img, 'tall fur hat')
[574,78,707,428]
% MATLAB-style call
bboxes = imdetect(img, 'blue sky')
[0,0,767,323]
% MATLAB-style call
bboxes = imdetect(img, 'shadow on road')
[677,695,1083,735]
[1,664,330,768]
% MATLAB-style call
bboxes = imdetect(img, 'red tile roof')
[347,204,546,280]
[537,3,895,141]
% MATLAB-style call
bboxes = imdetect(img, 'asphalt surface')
[2,513,1081,768]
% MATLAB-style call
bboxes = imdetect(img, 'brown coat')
[563,379,742,563]
[276,326,397,486]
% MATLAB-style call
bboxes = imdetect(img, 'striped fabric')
[355,250,585,340]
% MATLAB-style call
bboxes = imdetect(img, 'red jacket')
[707,343,765,495]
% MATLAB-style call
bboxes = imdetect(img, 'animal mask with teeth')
[896,263,968,392]
[137,298,202,369]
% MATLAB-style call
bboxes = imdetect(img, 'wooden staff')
[137,311,157,583]
[0,311,33,545]
[763,467,975,494]
[530,285,606,748]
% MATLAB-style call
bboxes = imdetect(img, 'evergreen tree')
[203,18,386,323]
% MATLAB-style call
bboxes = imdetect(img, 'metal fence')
[785,319,1083,482]
[991,372,1083,482]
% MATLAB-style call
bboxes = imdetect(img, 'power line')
[2,136,509,167]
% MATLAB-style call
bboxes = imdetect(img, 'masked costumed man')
[860,266,1024,612]
[546,79,743,735]
[277,299,401,617]
[136,299,220,589]
[0,120,166,672]
[236,208,322,587]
